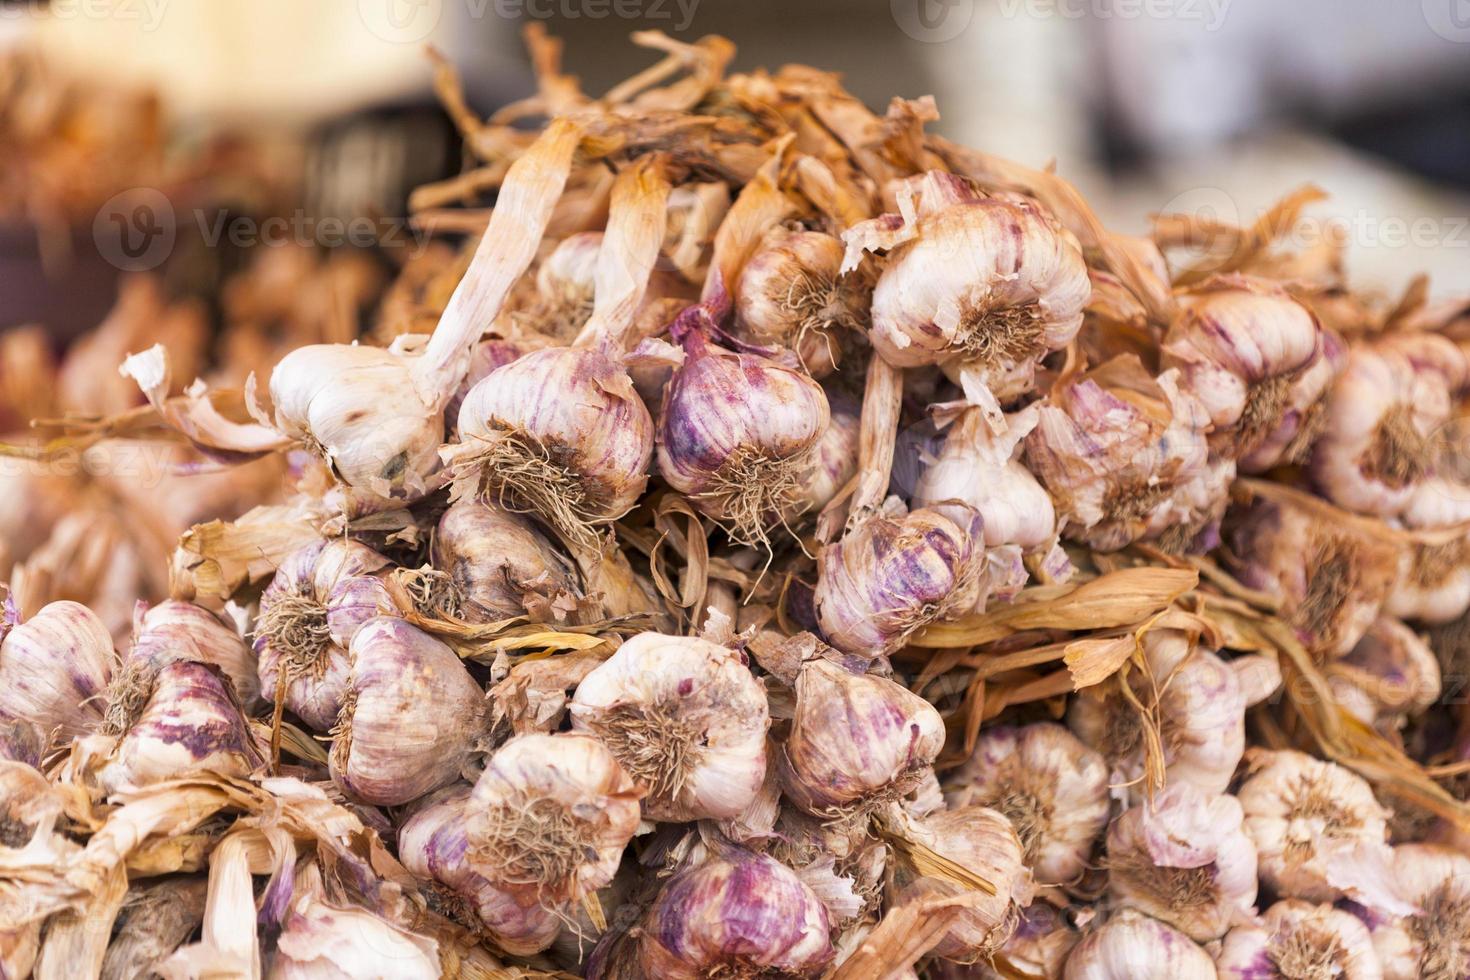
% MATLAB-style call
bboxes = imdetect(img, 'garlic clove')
[944,721,1110,885]
[1063,909,1217,980]
[0,599,115,745]
[569,631,769,822]
[1215,898,1382,980]
[779,658,944,817]
[329,616,486,806]
[432,498,581,623]
[464,732,641,908]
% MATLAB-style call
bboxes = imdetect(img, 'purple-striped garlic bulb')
[1163,277,1327,463]
[609,847,835,980]
[1107,784,1258,941]
[1064,910,1217,980]
[445,337,529,426]
[895,804,1036,963]
[914,405,1072,595]
[1240,329,1345,474]
[446,344,654,545]
[1216,899,1382,980]
[1311,343,1452,517]
[0,599,114,745]
[1367,843,1470,980]
[255,538,397,732]
[1387,478,1470,624]
[1025,357,1225,553]
[464,732,640,907]
[657,329,831,548]
[735,228,865,377]
[799,395,861,518]
[115,600,259,718]
[432,498,581,623]
[779,658,944,817]
[98,662,263,793]
[945,722,1109,885]
[1328,616,1441,728]
[270,864,440,979]
[329,617,485,806]
[568,632,769,822]
[399,785,562,955]
[1068,628,1246,800]
[814,501,987,661]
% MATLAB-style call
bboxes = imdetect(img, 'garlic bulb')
[270,864,440,979]
[98,662,263,793]
[1106,784,1258,941]
[1387,478,1470,624]
[127,600,259,710]
[1163,277,1325,461]
[447,343,654,543]
[914,405,1071,592]
[657,328,831,548]
[944,722,1109,884]
[1240,329,1345,474]
[329,617,485,806]
[814,501,987,661]
[1329,617,1441,726]
[1216,899,1382,980]
[1063,909,1217,980]
[735,227,864,376]
[1068,628,1246,799]
[779,657,944,816]
[464,732,640,907]
[255,538,396,732]
[896,805,1036,962]
[1237,749,1398,906]
[800,396,861,517]
[1025,359,1223,553]
[1226,494,1402,657]
[568,631,769,822]
[399,785,561,955]
[609,846,835,979]
[1310,344,1451,517]
[0,599,115,744]
[444,337,529,429]
[961,902,1079,980]
[432,499,580,623]
[530,231,601,341]
[1368,843,1470,980]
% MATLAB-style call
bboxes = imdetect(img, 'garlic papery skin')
[464,732,640,907]
[735,228,864,377]
[814,501,987,661]
[1162,277,1324,460]
[618,847,835,980]
[944,722,1109,885]
[1068,628,1246,799]
[1237,749,1397,907]
[1386,478,1470,624]
[959,902,1079,980]
[1063,909,1218,980]
[1216,899,1383,980]
[329,616,485,806]
[0,714,44,767]
[432,498,580,623]
[779,657,945,817]
[656,328,831,548]
[1239,329,1345,474]
[1310,345,1451,517]
[271,342,444,498]
[1106,783,1258,941]
[529,231,601,341]
[568,631,769,822]
[914,405,1069,586]
[1368,843,1470,980]
[0,598,115,744]
[270,864,440,979]
[255,538,396,733]
[98,661,262,794]
[1329,616,1441,725]
[398,785,562,955]
[896,804,1036,962]
[447,343,654,544]
[127,600,260,711]
[1225,495,1401,657]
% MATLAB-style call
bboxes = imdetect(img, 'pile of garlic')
[5,29,1470,980]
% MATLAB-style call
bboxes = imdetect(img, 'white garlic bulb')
[569,631,769,822]
[1387,478,1470,625]
[1063,909,1217,980]
[1369,843,1470,980]
[1106,783,1258,941]
[465,732,641,908]
[269,864,440,979]
[329,617,485,806]
[735,227,865,377]
[1329,617,1441,726]
[944,722,1109,884]
[1216,899,1382,980]
[1068,628,1246,799]
[0,599,115,744]
[530,231,601,341]
[779,658,945,817]
[800,397,861,518]
[432,498,580,623]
